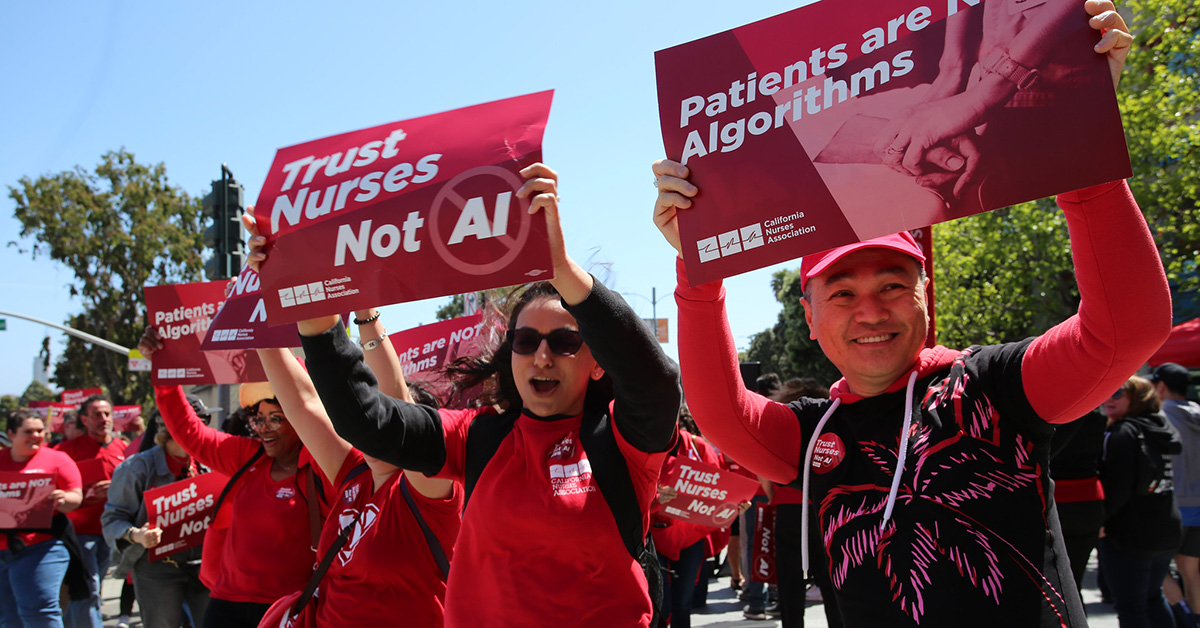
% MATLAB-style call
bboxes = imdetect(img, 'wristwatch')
[122,527,137,543]
[982,48,1040,91]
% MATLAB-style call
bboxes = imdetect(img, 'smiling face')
[82,400,113,444]
[251,401,302,459]
[511,297,602,418]
[801,248,928,397]
[7,418,46,460]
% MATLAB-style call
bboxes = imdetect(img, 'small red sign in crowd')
[657,457,760,529]
[143,472,229,561]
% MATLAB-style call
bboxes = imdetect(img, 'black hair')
[443,281,613,414]
[140,411,163,453]
[6,409,42,434]
[79,393,111,417]
[407,381,442,409]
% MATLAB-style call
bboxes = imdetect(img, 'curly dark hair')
[443,281,612,415]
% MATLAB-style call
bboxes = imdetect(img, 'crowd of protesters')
[5,3,1200,628]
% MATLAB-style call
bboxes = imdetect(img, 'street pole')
[0,310,131,356]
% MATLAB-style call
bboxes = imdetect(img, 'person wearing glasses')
[242,163,682,628]
[131,338,333,628]
[102,405,211,628]
[1099,376,1183,628]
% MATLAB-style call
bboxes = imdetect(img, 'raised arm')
[352,308,414,402]
[257,348,352,485]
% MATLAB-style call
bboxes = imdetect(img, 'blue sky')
[0,0,818,397]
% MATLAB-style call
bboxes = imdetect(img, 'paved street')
[100,554,1122,627]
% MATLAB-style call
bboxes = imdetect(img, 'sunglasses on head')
[507,328,584,356]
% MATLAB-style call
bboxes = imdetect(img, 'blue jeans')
[1098,537,1175,628]
[659,540,706,628]
[740,497,769,610]
[0,538,71,628]
[63,534,107,628]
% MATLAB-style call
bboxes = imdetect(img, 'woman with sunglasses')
[101,406,211,628]
[1099,375,1183,628]
[136,330,333,628]
[244,163,681,627]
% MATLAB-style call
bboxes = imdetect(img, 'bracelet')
[124,527,137,543]
[353,311,381,325]
[361,330,387,351]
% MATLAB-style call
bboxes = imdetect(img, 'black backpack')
[464,409,664,628]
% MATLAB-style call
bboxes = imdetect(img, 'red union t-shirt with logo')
[255,91,555,325]
[0,446,81,550]
[435,407,665,628]
[314,451,462,627]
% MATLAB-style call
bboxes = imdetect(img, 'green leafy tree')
[744,269,840,385]
[8,150,206,407]
[0,395,18,418]
[19,380,58,405]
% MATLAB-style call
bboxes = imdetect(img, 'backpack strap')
[305,466,324,550]
[463,409,520,511]
[399,476,451,581]
[211,446,265,519]
[292,504,361,617]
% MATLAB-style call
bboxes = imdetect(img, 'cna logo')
[156,368,187,379]
[209,329,242,342]
[338,504,381,565]
[275,486,296,500]
[548,459,592,480]
[697,223,763,263]
[278,282,327,308]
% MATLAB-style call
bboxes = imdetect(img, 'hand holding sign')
[130,523,163,549]
[651,159,697,258]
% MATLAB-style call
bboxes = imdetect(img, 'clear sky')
[0,0,819,397]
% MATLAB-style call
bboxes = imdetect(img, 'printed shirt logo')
[812,433,846,474]
[275,486,297,499]
[548,433,596,497]
[338,504,380,566]
[343,483,360,505]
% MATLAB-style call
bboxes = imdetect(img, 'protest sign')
[202,267,303,350]
[0,472,56,529]
[750,503,777,584]
[27,401,74,433]
[61,388,104,406]
[384,313,487,407]
[655,0,1131,284]
[144,472,228,560]
[145,281,268,385]
[255,91,556,325]
[112,406,143,432]
[658,457,760,528]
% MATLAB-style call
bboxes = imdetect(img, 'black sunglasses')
[507,328,584,356]
[1110,388,1125,400]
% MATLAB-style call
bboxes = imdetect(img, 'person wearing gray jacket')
[102,410,209,628]
[1151,363,1200,616]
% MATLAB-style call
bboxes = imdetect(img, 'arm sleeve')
[155,385,261,477]
[566,278,680,453]
[1022,181,1173,423]
[675,257,806,484]
[101,457,145,552]
[299,322,447,476]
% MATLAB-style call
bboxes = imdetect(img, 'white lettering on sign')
[447,192,512,245]
[332,212,425,267]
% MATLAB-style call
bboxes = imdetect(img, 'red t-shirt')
[56,434,126,535]
[0,445,82,550]
[314,451,462,627]
[435,407,665,628]
[156,384,330,604]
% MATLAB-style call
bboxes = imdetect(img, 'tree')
[743,269,840,385]
[8,150,206,407]
[20,380,57,405]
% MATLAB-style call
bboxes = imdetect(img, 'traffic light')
[203,165,246,280]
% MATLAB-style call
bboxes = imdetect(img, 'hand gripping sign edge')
[428,165,533,275]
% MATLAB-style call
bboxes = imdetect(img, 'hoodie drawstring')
[800,397,841,574]
[799,369,920,574]
[880,370,920,528]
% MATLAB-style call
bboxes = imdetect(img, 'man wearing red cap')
[651,4,1169,626]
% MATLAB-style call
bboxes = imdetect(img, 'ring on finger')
[886,146,904,155]
[653,178,660,188]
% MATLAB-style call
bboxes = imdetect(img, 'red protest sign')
[144,472,228,561]
[145,281,268,385]
[254,91,555,325]
[0,472,56,529]
[27,402,74,433]
[201,267,301,350]
[655,0,1130,284]
[61,388,103,406]
[750,503,777,584]
[112,406,143,433]
[659,457,760,528]
[388,313,485,378]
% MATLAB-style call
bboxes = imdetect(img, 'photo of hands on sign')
[803,0,1131,238]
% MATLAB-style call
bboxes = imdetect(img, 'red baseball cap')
[799,232,926,292]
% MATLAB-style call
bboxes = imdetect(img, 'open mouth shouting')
[529,376,560,395]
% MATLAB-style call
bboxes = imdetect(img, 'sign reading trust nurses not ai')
[256,91,556,325]
[655,0,1130,285]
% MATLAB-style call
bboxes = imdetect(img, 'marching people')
[650,3,1167,626]
[0,410,84,628]
[244,163,682,627]
[249,327,461,627]
[135,333,333,628]
[1100,375,1183,628]
[101,407,211,628]
[1151,363,1200,619]
[56,395,126,628]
